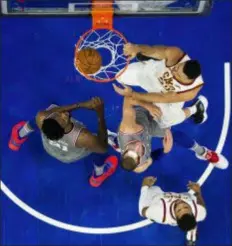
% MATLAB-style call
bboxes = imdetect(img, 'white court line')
[0,63,231,234]
[189,62,231,193]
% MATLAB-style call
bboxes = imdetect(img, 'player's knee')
[166,110,186,127]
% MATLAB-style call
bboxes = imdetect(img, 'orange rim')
[74,0,129,83]
[74,28,129,83]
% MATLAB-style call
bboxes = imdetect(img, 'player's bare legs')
[172,130,229,169]
[8,100,119,187]
[108,128,229,170]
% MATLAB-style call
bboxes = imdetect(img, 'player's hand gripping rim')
[123,43,139,60]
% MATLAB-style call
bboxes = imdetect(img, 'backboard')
[1,0,212,16]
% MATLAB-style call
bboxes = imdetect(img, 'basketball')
[75,48,102,75]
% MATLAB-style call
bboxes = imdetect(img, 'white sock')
[94,165,105,176]
[190,142,206,156]
[186,105,197,116]
[19,122,34,138]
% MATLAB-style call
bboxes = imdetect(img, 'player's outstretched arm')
[119,94,161,132]
[76,128,108,154]
[129,98,162,119]
[123,43,184,66]
[162,129,173,153]
[132,86,202,103]
[119,96,138,132]
[139,177,157,218]
[35,103,82,128]
[36,98,110,129]
[113,83,202,103]
[75,98,108,154]
[38,98,106,116]
[187,181,206,208]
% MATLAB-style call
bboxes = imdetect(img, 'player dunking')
[114,43,208,128]
[8,97,118,187]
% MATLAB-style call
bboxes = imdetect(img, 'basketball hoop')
[74,0,129,83]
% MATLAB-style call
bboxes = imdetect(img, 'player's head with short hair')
[183,60,201,79]
[176,214,197,232]
[174,199,197,232]
[120,141,145,171]
[41,112,71,140]
[42,118,65,140]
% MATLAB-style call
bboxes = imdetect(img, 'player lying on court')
[8,97,118,187]
[114,43,208,129]
[139,177,205,243]
[108,95,228,172]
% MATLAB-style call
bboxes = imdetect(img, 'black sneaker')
[191,95,208,124]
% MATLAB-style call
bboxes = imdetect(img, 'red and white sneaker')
[196,147,229,169]
[107,129,121,153]
[8,121,28,151]
[89,156,118,187]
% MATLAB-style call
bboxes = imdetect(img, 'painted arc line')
[190,62,231,192]
[0,62,230,234]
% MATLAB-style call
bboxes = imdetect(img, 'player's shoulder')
[166,46,185,56]
[119,123,144,135]
[166,48,187,67]
[196,204,207,221]
[145,201,165,222]
[178,53,190,63]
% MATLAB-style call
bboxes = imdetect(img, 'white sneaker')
[196,147,229,169]
[107,129,121,153]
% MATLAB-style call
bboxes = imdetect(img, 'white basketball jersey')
[143,54,204,94]
[146,191,206,225]
[117,54,205,128]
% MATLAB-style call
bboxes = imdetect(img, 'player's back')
[118,107,153,166]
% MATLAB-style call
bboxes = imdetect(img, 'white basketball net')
[74,29,128,82]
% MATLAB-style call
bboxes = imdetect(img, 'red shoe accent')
[8,121,28,151]
[89,156,118,187]
[205,150,219,163]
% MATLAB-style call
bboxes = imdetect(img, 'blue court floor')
[1,1,232,245]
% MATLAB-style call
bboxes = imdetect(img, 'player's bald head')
[120,156,137,171]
